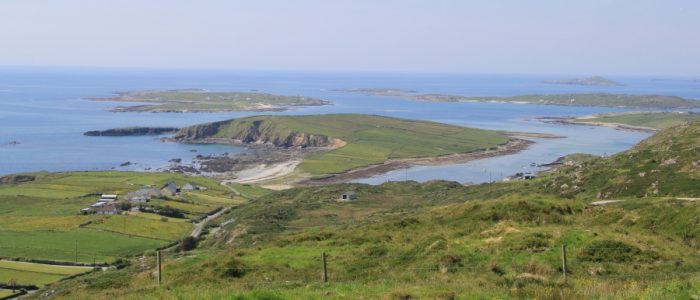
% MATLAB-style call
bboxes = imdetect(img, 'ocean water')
[1,67,698,183]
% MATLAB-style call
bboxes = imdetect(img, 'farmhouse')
[338,191,357,202]
[96,202,121,215]
[161,182,179,196]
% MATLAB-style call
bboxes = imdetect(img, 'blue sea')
[1,67,698,183]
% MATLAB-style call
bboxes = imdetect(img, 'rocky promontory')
[84,127,179,137]
[171,119,338,148]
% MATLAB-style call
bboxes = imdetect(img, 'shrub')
[579,240,659,263]
[218,257,247,278]
[180,236,198,251]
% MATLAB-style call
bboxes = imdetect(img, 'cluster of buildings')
[80,194,121,215]
[79,182,204,215]
[159,181,201,197]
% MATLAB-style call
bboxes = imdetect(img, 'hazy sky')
[0,0,698,76]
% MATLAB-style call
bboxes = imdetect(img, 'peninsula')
[540,111,700,132]
[88,89,331,113]
[544,75,623,86]
[170,114,536,183]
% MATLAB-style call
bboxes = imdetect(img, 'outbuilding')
[338,191,357,202]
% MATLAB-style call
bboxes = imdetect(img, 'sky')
[0,0,698,76]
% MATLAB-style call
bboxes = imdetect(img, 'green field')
[33,123,700,299]
[0,260,92,287]
[89,89,329,113]
[0,171,240,263]
[575,112,700,130]
[0,289,16,298]
[175,114,512,175]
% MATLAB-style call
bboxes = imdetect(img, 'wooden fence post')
[157,250,162,286]
[322,252,328,283]
[561,243,568,282]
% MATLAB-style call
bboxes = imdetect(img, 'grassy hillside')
[575,112,700,130]
[540,122,700,199]
[174,114,512,175]
[18,123,700,299]
[40,181,700,299]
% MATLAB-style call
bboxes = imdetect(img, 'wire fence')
[144,244,700,288]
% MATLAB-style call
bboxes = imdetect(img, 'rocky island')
[544,75,623,86]
[88,89,331,113]
[84,127,180,136]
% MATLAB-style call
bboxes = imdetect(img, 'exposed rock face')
[0,175,35,184]
[84,127,179,136]
[173,119,337,148]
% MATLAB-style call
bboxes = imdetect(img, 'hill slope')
[173,114,513,175]
[540,122,700,199]
[38,123,700,299]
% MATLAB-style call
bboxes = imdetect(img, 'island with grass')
[540,111,700,132]
[340,89,700,109]
[171,114,537,183]
[544,75,623,86]
[84,126,179,136]
[88,89,331,113]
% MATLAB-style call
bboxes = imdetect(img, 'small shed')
[182,183,198,191]
[338,191,357,202]
[101,194,118,200]
[522,172,536,180]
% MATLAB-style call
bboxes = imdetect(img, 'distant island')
[540,111,700,132]
[544,76,623,86]
[88,89,331,113]
[84,127,180,136]
[333,88,418,97]
[340,89,700,109]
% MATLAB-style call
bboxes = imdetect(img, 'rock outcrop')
[0,174,36,184]
[173,119,337,148]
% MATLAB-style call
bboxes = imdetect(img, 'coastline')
[537,117,657,133]
[297,139,535,185]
